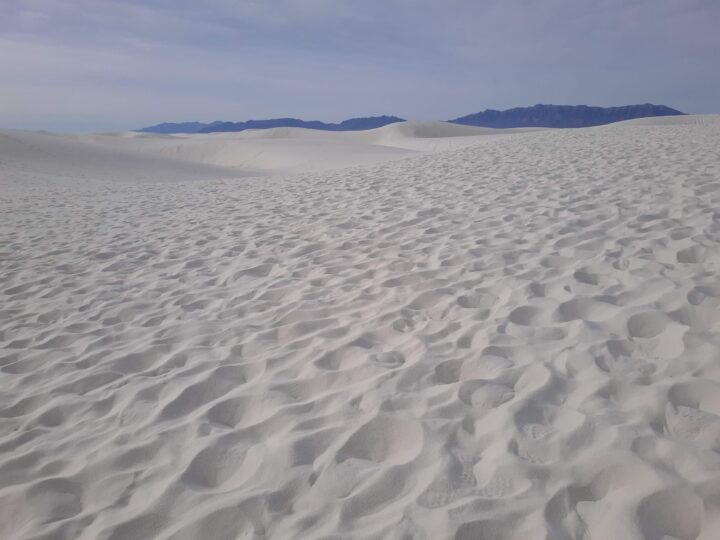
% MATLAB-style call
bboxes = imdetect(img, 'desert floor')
[1,117,720,539]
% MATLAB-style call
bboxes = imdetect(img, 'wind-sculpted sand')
[1,117,720,539]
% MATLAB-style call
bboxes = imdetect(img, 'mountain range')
[138,104,684,133]
[139,116,405,134]
[450,103,683,128]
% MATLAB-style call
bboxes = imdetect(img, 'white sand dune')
[0,122,541,182]
[610,114,720,127]
[0,130,256,184]
[74,121,538,175]
[2,116,720,539]
[77,130,415,174]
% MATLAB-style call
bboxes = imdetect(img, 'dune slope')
[0,122,541,183]
[0,130,253,184]
[75,122,537,174]
[1,117,720,539]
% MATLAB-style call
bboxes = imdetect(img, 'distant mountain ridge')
[138,116,405,134]
[138,104,684,133]
[139,122,209,134]
[450,103,684,128]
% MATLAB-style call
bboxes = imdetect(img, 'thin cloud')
[1,0,718,130]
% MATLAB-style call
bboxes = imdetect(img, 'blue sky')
[1,0,718,131]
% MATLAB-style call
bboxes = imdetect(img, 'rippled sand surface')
[2,117,720,539]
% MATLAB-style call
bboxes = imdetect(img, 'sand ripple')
[2,119,720,538]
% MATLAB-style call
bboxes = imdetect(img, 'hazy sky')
[2,0,719,131]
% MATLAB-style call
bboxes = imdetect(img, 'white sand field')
[1,116,720,539]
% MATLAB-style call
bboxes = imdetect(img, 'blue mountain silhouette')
[138,104,684,133]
